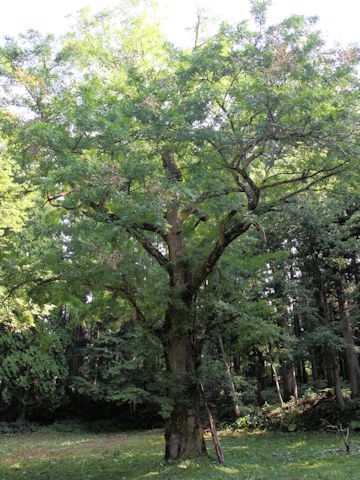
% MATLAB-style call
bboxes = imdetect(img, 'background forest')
[0,0,359,463]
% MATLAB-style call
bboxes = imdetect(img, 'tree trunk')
[233,355,241,374]
[334,370,345,411]
[163,331,205,460]
[291,364,298,401]
[336,279,360,398]
[160,169,208,460]
[312,264,346,410]
[311,350,319,384]
[281,361,298,402]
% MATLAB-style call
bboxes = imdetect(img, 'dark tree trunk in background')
[71,324,87,375]
[312,265,346,410]
[255,350,266,406]
[91,327,100,386]
[281,361,298,402]
[325,356,346,411]
[233,356,241,375]
[296,360,307,386]
[336,279,360,398]
[311,351,319,384]
[293,313,306,388]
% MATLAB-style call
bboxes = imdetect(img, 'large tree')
[1,2,359,459]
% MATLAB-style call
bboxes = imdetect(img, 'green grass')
[0,428,360,479]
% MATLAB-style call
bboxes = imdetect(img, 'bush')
[223,391,360,433]
[0,420,39,434]
[46,420,87,433]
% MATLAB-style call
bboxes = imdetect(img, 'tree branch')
[259,163,347,191]
[91,282,147,326]
[192,221,251,291]
[3,275,63,301]
[181,188,244,219]
[131,230,169,268]
[255,170,340,215]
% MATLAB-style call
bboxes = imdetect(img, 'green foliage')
[0,320,68,418]
[0,420,38,434]
[0,2,359,440]
[69,324,170,416]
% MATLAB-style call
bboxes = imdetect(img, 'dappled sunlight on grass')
[0,429,360,479]
[214,465,240,474]
[288,440,306,448]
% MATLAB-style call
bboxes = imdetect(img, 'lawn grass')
[0,428,360,479]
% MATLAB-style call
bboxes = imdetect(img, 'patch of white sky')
[0,0,359,47]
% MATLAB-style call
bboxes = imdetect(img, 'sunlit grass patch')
[0,429,359,479]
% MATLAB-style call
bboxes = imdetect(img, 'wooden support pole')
[199,383,225,464]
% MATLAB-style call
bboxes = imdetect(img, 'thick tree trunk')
[163,331,205,460]
[160,165,208,460]
[281,360,298,402]
[161,191,206,459]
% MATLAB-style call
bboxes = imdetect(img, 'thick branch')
[192,221,251,291]
[162,150,182,181]
[225,164,259,210]
[132,230,169,268]
[81,201,170,267]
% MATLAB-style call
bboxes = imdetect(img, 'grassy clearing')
[0,429,360,479]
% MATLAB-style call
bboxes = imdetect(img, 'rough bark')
[336,279,360,398]
[281,361,298,402]
[161,158,207,460]
[163,329,205,460]
[70,324,86,375]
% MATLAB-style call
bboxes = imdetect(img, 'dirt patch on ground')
[1,434,132,464]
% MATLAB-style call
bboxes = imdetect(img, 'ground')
[0,429,360,479]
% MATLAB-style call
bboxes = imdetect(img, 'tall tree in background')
[1,1,359,459]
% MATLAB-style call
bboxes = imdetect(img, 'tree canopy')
[0,0,359,461]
